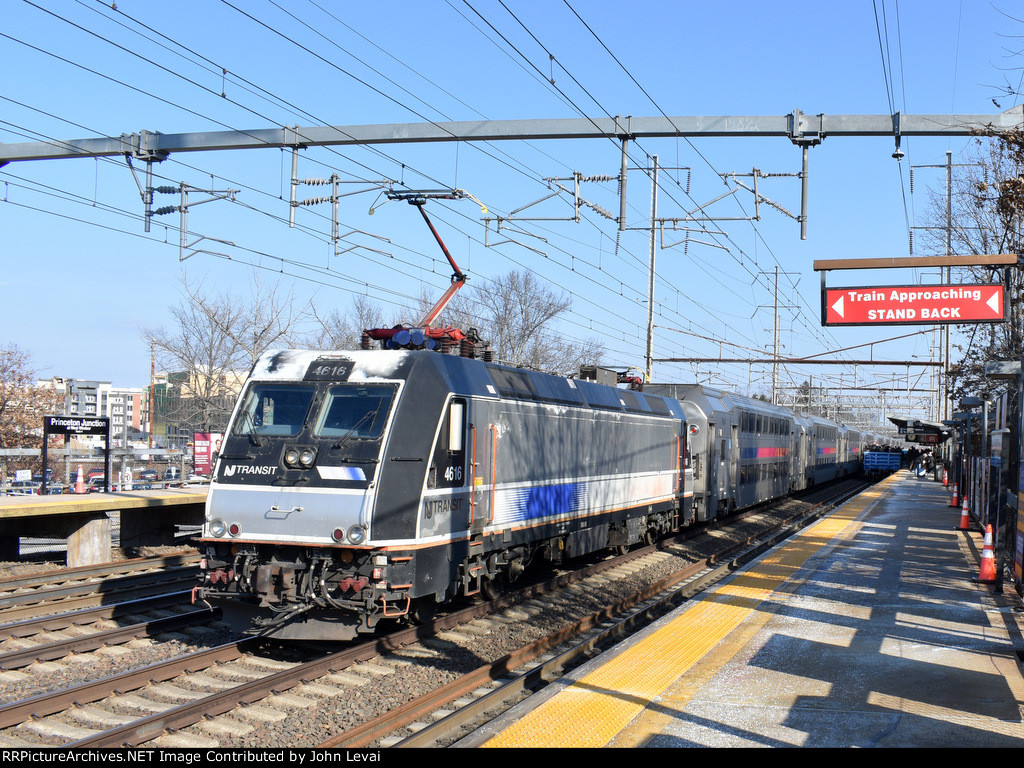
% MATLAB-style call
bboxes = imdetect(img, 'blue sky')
[1,0,1018,427]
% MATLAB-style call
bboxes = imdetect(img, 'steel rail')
[0,567,198,610]
[0,553,199,593]
[0,590,195,640]
[0,639,256,730]
[0,606,218,671]
[56,505,780,747]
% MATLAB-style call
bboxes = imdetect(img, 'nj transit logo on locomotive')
[423,495,464,519]
[222,464,278,478]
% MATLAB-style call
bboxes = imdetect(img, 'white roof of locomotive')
[249,349,412,382]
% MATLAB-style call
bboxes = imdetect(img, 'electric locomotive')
[196,349,692,641]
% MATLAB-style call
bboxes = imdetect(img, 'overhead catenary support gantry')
[3,109,1023,164]
[5,109,1021,253]
[5,110,1020,228]
[5,109,1021,260]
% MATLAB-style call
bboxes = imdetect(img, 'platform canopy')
[888,416,952,445]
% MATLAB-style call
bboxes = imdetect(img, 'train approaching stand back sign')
[824,284,1005,326]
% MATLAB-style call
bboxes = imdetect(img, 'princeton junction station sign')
[822,284,1005,326]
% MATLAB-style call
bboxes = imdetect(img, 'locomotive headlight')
[209,519,226,537]
[347,524,367,544]
[284,448,300,466]
[299,448,317,467]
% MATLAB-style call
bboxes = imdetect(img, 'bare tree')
[308,294,392,350]
[203,271,314,368]
[142,271,313,436]
[0,345,64,470]
[920,130,1024,403]
[470,270,604,375]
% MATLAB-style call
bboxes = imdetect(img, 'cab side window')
[429,398,467,488]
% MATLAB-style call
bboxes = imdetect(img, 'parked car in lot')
[139,469,158,482]
[87,468,105,482]
[163,468,181,482]
[5,480,37,496]
[85,477,107,493]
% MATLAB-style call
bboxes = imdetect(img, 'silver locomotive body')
[197,350,691,640]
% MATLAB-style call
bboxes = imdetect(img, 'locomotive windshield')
[233,383,316,438]
[314,385,396,439]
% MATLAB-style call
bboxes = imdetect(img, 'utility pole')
[646,156,658,383]
[944,150,952,424]
[149,344,155,450]
[909,151,964,422]
[772,266,780,404]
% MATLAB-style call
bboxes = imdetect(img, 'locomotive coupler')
[255,562,302,607]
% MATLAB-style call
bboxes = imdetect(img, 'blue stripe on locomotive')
[508,482,585,521]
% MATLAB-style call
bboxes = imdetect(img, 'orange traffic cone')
[958,500,971,531]
[942,468,948,487]
[75,465,85,494]
[950,483,959,507]
[978,524,997,582]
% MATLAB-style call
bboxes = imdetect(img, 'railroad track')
[0,553,201,624]
[0,479,871,748]
[0,591,197,642]
[0,597,218,671]
[0,553,200,593]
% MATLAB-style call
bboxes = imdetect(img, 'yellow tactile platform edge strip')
[482,474,900,748]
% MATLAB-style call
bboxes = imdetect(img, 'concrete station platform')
[0,488,206,566]
[465,471,1024,748]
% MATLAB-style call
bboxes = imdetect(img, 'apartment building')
[41,378,147,446]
